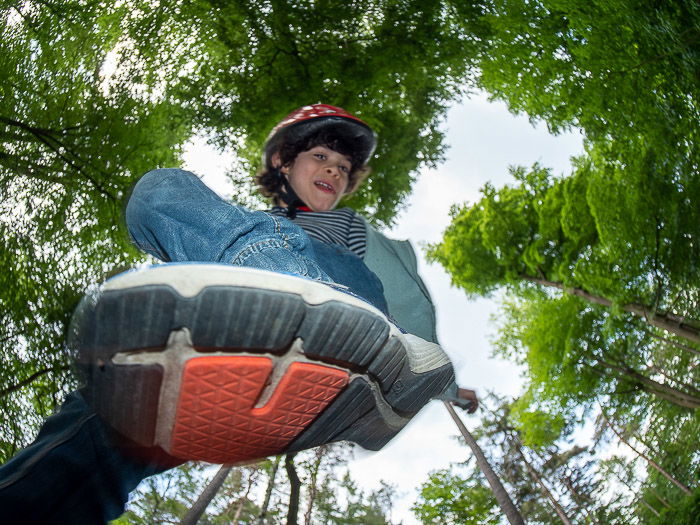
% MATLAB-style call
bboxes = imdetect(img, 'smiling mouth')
[314,181,335,194]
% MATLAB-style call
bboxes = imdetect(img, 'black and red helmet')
[263,103,377,168]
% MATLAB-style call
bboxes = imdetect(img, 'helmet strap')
[276,167,308,219]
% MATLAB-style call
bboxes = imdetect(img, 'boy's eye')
[339,165,350,174]
[314,153,327,160]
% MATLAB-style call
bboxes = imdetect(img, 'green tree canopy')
[430,0,700,520]
[468,0,700,169]
[1,0,190,459]
[412,467,501,525]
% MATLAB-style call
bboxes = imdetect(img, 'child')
[0,104,473,523]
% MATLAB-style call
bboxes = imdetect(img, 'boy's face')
[280,146,352,211]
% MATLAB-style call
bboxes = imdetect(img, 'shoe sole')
[69,264,455,464]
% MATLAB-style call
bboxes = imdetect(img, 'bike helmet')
[264,103,376,168]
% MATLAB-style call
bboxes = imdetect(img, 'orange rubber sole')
[168,356,349,463]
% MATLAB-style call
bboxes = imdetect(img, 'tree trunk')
[257,456,281,525]
[180,465,233,525]
[562,474,599,525]
[512,440,574,525]
[444,402,525,525]
[600,409,692,495]
[521,275,700,344]
[304,446,325,525]
[649,332,700,357]
[648,487,672,509]
[596,358,700,409]
[639,498,661,517]
[232,500,245,523]
[285,453,301,525]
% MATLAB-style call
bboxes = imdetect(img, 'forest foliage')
[112,445,399,525]
[427,0,700,521]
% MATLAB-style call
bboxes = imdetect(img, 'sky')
[182,91,585,523]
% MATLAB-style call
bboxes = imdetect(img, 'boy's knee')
[126,169,191,238]
[136,168,195,192]
[128,169,200,216]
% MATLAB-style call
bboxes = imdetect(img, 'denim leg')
[126,168,331,282]
[310,239,389,315]
[126,168,390,313]
[0,391,171,524]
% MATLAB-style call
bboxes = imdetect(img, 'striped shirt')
[268,206,367,258]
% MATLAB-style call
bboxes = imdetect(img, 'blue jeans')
[126,169,388,313]
[0,391,176,523]
[0,169,389,523]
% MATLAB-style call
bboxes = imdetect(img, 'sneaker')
[68,264,457,464]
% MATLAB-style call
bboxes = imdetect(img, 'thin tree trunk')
[513,440,574,525]
[596,358,700,409]
[600,409,692,495]
[649,332,700,357]
[232,500,245,522]
[444,402,525,525]
[180,465,233,525]
[285,453,301,525]
[257,456,281,525]
[648,486,672,509]
[562,474,599,525]
[521,275,700,344]
[304,446,325,525]
[639,498,661,517]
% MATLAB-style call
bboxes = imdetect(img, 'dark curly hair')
[257,125,371,205]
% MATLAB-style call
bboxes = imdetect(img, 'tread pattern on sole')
[71,285,403,389]
[298,302,390,365]
[81,364,164,446]
[72,287,177,360]
[168,356,348,463]
[70,272,457,460]
[287,379,377,452]
[71,286,306,360]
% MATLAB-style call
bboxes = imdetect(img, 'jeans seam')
[269,214,291,249]
[0,412,99,490]
[232,239,295,265]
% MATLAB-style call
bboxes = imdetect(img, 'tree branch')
[595,357,700,409]
[648,331,700,357]
[599,407,692,495]
[0,116,115,199]
[285,452,301,525]
[521,275,700,344]
[0,365,69,398]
